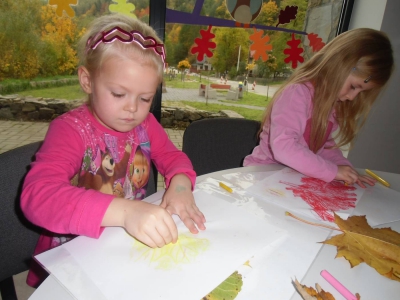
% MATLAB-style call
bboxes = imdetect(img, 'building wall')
[347,0,400,173]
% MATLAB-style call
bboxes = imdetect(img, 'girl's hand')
[102,198,178,248]
[161,174,206,234]
[335,165,376,188]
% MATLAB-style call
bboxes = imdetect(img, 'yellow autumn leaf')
[202,271,243,300]
[323,213,400,282]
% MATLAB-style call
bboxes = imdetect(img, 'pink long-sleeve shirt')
[244,83,351,182]
[21,104,196,286]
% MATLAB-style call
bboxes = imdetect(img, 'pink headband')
[86,26,166,67]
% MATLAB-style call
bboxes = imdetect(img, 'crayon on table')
[365,169,390,187]
[320,270,357,300]
[219,182,233,193]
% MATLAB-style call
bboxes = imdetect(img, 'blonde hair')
[77,14,164,84]
[261,28,393,152]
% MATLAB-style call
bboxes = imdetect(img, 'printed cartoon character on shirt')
[124,143,151,200]
[78,143,131,196]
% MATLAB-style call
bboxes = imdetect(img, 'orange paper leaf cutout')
[249,27,272,62]
[191,25,216,61]
[283,33,304,69]
[48,0,77,17]
[308,33,325,52]
[276,5,298,27]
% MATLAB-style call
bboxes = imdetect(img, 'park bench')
[198,84,217,99]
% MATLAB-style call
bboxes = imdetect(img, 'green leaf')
[202,271,243,300]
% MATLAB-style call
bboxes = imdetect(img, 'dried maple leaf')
[48,0,77,17]
[283,33,304,69]
[323,213,400,282]
[202,271,243,300]
[307,33,325,52]
[293,278,335,300]
[276,5,298,27]
[191,25,216,62]
[249,27,273,62]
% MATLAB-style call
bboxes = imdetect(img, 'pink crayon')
[320,270,357,300]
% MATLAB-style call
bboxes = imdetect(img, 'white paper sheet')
[247,167,365,223]
[353,184,400,226]
[36,190,286,300]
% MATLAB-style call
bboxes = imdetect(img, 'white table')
[30,166,400,299]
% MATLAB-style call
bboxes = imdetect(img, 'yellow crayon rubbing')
[365,169,390,187]
[219,182,233,193]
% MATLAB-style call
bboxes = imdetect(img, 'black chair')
[182,118,260,176]
[0,141,43,300]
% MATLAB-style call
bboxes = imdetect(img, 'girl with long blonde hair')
[244,28,393,186]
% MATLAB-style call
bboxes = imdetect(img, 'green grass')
[164,75,213,88]
[17,85,86,100]
[221,91,270,107]
[180,101,264,121]
[1,75,77,84]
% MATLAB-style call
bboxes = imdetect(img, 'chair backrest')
[182,118,260,176]
[0,142,43,297]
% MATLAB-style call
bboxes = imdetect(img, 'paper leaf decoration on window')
[276,5,298,27]
[191,25,216,61]
[323,214,400,282]
[307,33,325,52]
[283,33,304,69]
[249,27,272,61]
[109,0,137,18]
[226,0,263,27]
[48,0,77,17]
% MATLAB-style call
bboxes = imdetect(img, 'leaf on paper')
[293,278,336,300]
[202,271,243,300]
[323,213,400,282]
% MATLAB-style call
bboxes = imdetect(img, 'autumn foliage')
[0,0,81,80]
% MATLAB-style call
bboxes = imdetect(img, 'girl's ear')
[78,66,92,94]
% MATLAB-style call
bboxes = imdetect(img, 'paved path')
[162,79,280,111]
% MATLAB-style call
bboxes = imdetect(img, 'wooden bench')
[210,83,231,90]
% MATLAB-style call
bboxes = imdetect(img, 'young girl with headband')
[21,14,206,287]
[244,28,394,187]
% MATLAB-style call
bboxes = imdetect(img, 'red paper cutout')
[190,25,216,61]
[283,33,304,69]
[249,27,272,61]
[307,33,325,52]
[282,177,357,222]
[48,0,78,17]
[276,5,298,27]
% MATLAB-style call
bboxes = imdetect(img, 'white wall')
[347,0,400,173]
[349,0,387,30]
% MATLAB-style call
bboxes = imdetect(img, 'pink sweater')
[21,104,196,286]
[244,83,351,182]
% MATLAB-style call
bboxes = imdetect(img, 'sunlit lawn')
[17,85,86,100]
[180,101,264,121]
